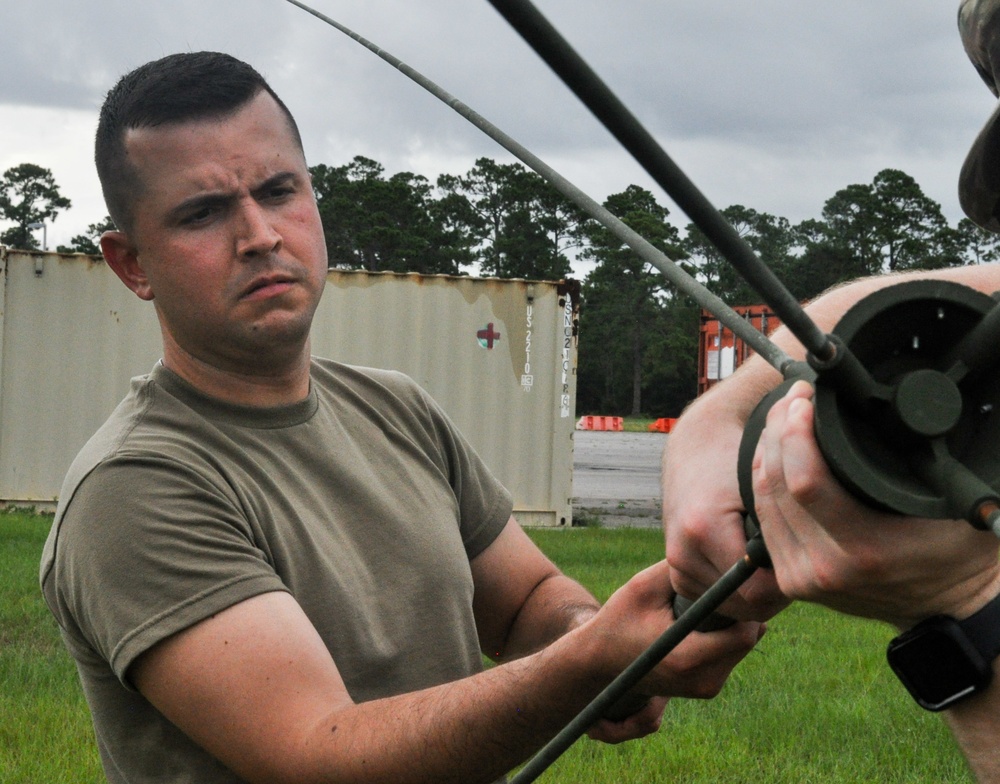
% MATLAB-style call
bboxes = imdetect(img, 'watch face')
[887,620,991,711]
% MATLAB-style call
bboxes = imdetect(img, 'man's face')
[112,91,329,377]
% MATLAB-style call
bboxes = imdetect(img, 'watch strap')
[957,588,1000,661]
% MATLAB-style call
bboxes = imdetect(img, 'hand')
[586,696,668,744]
[753,381,1000,629]
[663,385,789,622]
[583,560,764,700]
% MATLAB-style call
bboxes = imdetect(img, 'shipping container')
[698,305,783,395]
[0,248,579,526]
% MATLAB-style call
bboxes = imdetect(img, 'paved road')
[572,431,666,527]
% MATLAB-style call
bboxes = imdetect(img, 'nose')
[236,199,282,259]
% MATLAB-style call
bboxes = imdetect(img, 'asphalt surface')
[572,430,666,528]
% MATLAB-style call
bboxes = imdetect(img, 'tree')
[57,216,116,255]
[811,182,883,276]
[0,163,72,250]
[637,293,700,417]
[683,205,796,305]
[781,236,859,302]
[437,158,582,279]
[576,186,686,416]
[312,156,474,274]
[811,169,954,276]
[954,218,1000,266]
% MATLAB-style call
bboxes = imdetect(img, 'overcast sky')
[0,0,994,268]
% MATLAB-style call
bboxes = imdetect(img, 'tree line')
[3,159,998,418]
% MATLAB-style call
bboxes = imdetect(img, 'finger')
[644,620,764,700]
[586,697,667,744]
[665,507,749,599]
[663,422,747,597]
[752,401,814,594]
[755,390,875,604]
[773,395,837,512]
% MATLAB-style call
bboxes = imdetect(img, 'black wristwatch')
[887,591,1000,711]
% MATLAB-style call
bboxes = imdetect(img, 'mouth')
[240,273,298,301]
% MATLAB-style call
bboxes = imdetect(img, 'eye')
[265,184,296,202]
[179,202,224,227]
[184,206,216,224]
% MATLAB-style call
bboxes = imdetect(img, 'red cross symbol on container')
[477,323,501,349]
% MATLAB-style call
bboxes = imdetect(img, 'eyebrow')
[165,171,303,224]
[250,171,301,200]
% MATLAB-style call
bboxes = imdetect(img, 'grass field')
[2,509,973,783]
[622,418,657,433]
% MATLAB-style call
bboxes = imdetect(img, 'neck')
[161,338,313,408]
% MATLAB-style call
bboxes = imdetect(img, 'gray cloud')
[0,0,994,246]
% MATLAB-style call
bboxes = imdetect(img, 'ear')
[100,231,154,301]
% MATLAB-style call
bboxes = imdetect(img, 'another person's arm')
[754,381,1000,782]
[663,264,1000,621]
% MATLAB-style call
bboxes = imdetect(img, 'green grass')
[525,528,972,783]
[0,509,104,783]
[622,417,657,433]
[578,417,660,432]
[1,511,972,783]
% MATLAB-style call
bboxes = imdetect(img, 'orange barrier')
[648,417,678,433]
[576,415,624,432]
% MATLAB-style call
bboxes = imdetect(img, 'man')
[40,52,762,784]
[662,2,1000,780]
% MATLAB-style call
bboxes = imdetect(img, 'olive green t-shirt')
[41,359,513,782]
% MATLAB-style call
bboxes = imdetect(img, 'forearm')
[496,573,601,661]
[291,569,757,784]
[934,572,1000,783]
[483,556,668,738]
[694,264,1000,427]
[945,669,1000,783]
[140,567,760,784]
[293,623,609,784]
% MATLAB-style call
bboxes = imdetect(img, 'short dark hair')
[95,51,304,234]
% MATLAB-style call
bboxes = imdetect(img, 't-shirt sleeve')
[43,454,288,686]
[406,380,514,560]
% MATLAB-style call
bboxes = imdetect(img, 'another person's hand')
[752,381,1000,629]
[662,377,789,622]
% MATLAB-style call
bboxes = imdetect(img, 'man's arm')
[470,517,600,663]
[469,517,670,742]
[131,527,762,784]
